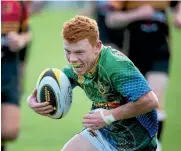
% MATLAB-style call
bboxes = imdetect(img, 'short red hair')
[62,15,99,46]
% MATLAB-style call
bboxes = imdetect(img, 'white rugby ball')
[36,68,72,119]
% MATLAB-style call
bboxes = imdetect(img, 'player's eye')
[76,51,83,55]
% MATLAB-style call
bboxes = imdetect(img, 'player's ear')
[96,40,102,53]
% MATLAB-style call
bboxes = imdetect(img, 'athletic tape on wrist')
[100,109,116,124]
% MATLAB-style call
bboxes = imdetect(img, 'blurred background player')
[79,1,125,53]
[105,1,181,150]
[1,1,32,151]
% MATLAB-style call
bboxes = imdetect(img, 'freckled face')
[64,39,102,75]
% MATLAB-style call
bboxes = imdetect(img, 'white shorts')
[79,128,117,151]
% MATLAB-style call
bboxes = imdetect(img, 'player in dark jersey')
[27,16,159,151]
[105,1,181,150]
[79,1,125,52]
[1,1,32,151]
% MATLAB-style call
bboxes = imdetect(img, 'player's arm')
[83,57,158,129]
[105,1,155,28]
[110,60,158,121]
[27,66,75,117]
[112,91,158,121]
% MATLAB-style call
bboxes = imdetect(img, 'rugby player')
[1,1,32,151]
[27,16,159,151]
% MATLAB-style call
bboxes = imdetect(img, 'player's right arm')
[27,89,54,116]
[27,65,76,116]
[105,1,155,28]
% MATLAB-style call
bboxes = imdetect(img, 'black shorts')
[133,60,169,77]
[1,50,20,106]
[19,42,31,63]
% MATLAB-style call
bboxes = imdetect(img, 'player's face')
[64,39,102,75]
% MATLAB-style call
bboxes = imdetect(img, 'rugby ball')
[36,68,72,119]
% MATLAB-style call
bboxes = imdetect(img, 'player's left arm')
[112,91,158,121]
[83,58,158,129]
[110,60,159,121]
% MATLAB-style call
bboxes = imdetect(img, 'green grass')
[8,10,181,151]
[162,20,181,151]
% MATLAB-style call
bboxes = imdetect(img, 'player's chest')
[1,1,22,34]
[1,1,22,21]
[76,75,121,103]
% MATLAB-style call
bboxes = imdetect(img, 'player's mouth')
[71,64,83,69]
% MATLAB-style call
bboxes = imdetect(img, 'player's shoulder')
[100,45,133,69]
[62,64,74,76]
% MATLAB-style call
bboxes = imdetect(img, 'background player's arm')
[7,31,32,52]
[105,2,155,28]
[110,59,158,121]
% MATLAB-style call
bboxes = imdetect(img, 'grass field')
[8,9,181,151]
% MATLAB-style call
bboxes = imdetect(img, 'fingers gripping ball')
[36,68,72,119]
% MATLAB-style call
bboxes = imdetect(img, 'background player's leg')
[146,71,168,151]
[62,134,98,151]
[1,104,21,141]
[146,71,168,120]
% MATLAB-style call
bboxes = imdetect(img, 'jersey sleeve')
[62,65,77,89]
[109,56,152,102]
[21,2,30,32]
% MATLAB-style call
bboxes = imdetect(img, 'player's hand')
[27,88,54,116]
[105,11,122,28]
[83,109,111,130]
[7,32,26,52]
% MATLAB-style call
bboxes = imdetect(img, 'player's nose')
[69,54,78,63]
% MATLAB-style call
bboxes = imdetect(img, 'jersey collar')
[87,44,103,75]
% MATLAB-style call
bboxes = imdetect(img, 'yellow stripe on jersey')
[1,22,20,34]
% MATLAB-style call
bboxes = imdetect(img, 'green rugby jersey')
[63,46,157,150]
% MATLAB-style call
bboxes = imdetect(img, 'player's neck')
[88,45,102,74]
